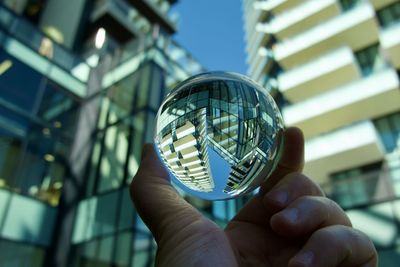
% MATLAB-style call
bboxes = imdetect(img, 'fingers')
[130,144,202,242]
[260,127,305,194]
[231,127,305,225]
[289,225,378,267]
[263,172,324,212]
[270,196,352,236]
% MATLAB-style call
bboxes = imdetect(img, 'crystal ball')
[154,72,284,200]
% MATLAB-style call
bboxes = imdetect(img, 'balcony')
[127,0,176,34]
[370,0,398,9]
[0,189,56,246]
[245,6,267,34]
[102,38,205,89]
[380,22,400,69]
[0,5,88,97]
[283,68,400,138]
[303,121,384,184]
[254,0,305,15]
[246,28,271,66]
[278,46,361,102]
[249,48,274,82]
[90,0,141,43]
[274,3,380,69]
[261,0,340,40]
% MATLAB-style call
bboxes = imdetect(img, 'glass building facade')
[0,0,233,266]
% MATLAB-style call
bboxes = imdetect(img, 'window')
[0,49,42,113]
[327,162,383,209]
[374,111,400,153]
[339,0,360,11]
[0,103,70,206]
[354,44,385,76]
[377,2,400,28]
[0,240,44,267]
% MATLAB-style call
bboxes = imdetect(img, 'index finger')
[228,127,305,226]
[259,126,305,194]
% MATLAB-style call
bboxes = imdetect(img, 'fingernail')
[292,251,314,267]
[281,207,298,223]
[267,191,288,206]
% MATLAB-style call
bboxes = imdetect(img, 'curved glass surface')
[155,72,284,200]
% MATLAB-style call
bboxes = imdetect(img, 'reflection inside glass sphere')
[154,72,284,200]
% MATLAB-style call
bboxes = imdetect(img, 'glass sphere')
[154,72,284,200]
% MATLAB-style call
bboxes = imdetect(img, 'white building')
[243,0,400,264]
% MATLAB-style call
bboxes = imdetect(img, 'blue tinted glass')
[0,48,42,113]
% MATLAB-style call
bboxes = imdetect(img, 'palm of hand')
[154,196,302,267]
[226,212,302,266]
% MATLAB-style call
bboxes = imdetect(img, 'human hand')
[130,127,378,267]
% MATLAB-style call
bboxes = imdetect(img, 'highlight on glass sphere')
[154,71,284,200]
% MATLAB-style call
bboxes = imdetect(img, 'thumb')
[130,144,203,242]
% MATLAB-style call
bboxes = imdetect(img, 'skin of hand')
[130,127,378,267]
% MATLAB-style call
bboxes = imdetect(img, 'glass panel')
[0,239,45,267]
[98,123,129,193]
[328,162,382,208]
[107,75,137,125]
[374,111,400,153]
[354,44,385,76]
[132,233,155,267]
[114,231,132,267]
[377,2,400,28]
[127,113,146,184]
[0,48,42,113]
[37,80,79,137]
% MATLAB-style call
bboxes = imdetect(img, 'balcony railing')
[91,0,141,40]
[0,4,89,97]
[320,165,400,210]
[127,0,177,33]
[0,5,90,81]
[102,36,206,89]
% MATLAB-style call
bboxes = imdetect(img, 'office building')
[0,0,207,266]
[243,0,400,264]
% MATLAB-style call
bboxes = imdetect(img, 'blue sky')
[172,0,248,75]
